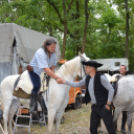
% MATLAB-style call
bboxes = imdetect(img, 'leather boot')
[121,111,127,133]
[29,92,38,113]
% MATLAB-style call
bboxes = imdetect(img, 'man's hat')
[82,60,103,68]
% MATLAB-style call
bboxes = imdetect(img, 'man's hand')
[56,77,66,84]
[105,102,111,110]
[105,104,110,110]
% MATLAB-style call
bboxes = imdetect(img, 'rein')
[59,61,86,79]
[81,63,86,77]
[59,63,74,79]
[64,63,74,79]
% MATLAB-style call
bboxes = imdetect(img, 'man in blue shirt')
[28,38,62,113]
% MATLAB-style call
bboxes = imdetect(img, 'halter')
[59,63,74,79]
[81,61,86,78]
[59,60,86,79]
[64,63,74,78]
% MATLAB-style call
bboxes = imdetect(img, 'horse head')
[78,52,90,78]
[56,52,90,80]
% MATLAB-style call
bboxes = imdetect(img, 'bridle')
[59,63,74,79]
[81,61,86,78]
[59,60,86,79]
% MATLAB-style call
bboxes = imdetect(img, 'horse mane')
[56,55,80,72]
[56,53,90,72]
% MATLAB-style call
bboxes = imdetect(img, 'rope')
[64,63,75,79]
[59,62,85,80]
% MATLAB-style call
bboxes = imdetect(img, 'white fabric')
[15,70,33,94]
[110,73,122,82]
[15,70,48,94]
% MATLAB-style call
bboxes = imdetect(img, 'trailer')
[92,58,128,74]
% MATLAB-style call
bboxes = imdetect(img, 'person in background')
[27,38,62,113]
[119,65,127,133]
[59,60,117,134]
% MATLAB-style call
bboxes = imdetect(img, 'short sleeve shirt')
[30,48,57,76]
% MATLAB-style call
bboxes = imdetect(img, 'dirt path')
[1,104,134,134]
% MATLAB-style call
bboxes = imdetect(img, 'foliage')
[0,0,134,70]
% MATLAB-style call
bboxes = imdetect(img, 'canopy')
[92,58,128,71]
[0,23,61,63]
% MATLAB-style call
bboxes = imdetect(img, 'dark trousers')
[122,111,127,129]
[29,71,41,93]
[90,105,116,134]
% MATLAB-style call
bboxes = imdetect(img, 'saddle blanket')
[15,70,48,95]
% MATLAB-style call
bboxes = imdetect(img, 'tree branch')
[67,0,75,13]
[46,0,64,24]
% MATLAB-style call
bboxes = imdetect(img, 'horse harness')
[13,72,49,116]
[59,61,86,80]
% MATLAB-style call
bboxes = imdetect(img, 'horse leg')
[127,113,133,134]
[8,99,20,134]
[55,110,64,134]
[3,99,13,134]
[3,109,8,134]
[47,109,56,134]
[113,109,120,131]
[3,108,11,134]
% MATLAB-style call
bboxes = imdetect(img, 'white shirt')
[30,48,57,76]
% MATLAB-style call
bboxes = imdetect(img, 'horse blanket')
[14,70,48,95]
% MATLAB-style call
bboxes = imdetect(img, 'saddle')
[110,74,122,95]
[13,70,49,98]
[13,70,49,115]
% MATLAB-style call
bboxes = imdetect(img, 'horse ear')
[78,51,86,62]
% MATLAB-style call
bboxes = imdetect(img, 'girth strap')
[14,75,21,89]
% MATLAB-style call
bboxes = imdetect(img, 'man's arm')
[64,77,86,87]
[44,67,62,83]
[50,66,55,72]
[100,75,115,109]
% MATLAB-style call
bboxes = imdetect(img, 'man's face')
[47,43,56,53]
[119,66,127,75]
[85,66,93,74]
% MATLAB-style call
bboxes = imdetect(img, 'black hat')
[82,60,103,68]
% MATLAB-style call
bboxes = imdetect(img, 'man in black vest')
[60,60,116,134]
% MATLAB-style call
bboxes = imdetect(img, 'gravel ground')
[1,103,134,134]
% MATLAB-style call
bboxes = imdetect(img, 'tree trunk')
[82,0,89,53]
[48,27,53,36]
[125,0,129,58]
[129,41,132,70]
[75,0,81,55]
[61,0,67,59]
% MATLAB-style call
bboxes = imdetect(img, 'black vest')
[85,72,108,107]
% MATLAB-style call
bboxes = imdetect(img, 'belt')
[92,104,97,106]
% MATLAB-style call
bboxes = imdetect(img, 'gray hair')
[42,38,57,53]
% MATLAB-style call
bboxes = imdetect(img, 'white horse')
[112,75,134,134]
[0,53,89,134]
[104,73,134,134]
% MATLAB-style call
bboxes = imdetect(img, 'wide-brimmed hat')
[82,60,103,68]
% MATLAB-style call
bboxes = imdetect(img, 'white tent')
[0,23,61,84]
[92,58,128,71]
